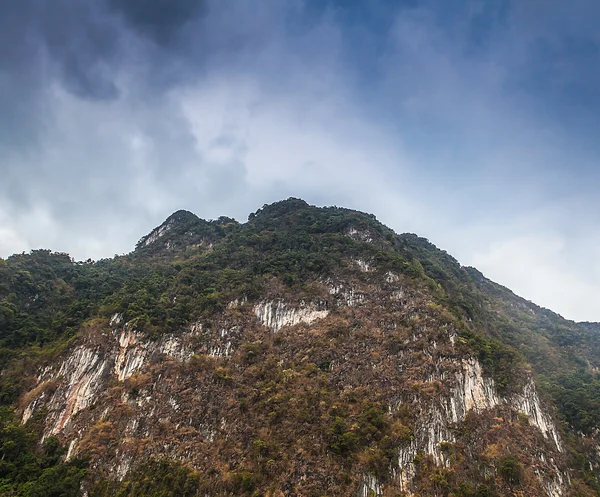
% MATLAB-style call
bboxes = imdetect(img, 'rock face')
[253,300,329,332]
[23,325,196,436]
[393,357,565,496]
[142,219,174,247]
[19,271,570,497]
[42,346,108,435]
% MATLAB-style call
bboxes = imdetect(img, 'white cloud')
[1,1,599,323]
[0,227,27,257]
[470,232,600,321]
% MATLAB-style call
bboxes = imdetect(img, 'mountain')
[1,198,599,496]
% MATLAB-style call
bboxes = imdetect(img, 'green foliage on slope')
[1,198,600,493]
[0,408,86,496]
[90,460,199,497]
[2,199,600,430]
[0,250,134,350]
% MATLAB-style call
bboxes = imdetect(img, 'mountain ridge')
[1,198,599,496]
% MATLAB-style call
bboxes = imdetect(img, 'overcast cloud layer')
[1,0,599,321]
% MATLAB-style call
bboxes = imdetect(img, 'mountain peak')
[248,197,310,221]
[164,209,200,224]
[136,210,199,248]
[135,209,223,254]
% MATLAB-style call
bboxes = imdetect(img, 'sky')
[1,0,599,321]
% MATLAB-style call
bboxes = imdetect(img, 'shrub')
[497,455,522,485]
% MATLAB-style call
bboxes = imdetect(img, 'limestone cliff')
[20,273,571,496]
[3,199,600,496]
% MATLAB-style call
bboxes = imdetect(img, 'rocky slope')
[2,199,600,496]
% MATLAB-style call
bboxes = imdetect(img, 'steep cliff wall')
[19,272,570,496]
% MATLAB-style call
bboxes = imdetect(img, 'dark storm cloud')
[2,0,123,100]
[2,0,600,320]
[0,0,120,152]
[107,0,207,46]
[40,1,122,100]
[0,0,291,250]
[0,0,209,119]
[0,2,47,148]
[0,0,278,116]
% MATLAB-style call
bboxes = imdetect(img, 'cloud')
[471,232,600,322]
[107,0,207,45]
[0,0,599,320]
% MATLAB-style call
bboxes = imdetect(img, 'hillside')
[1,198,599,496]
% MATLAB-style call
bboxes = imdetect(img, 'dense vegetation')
[0,408,86,496]
[1,198,600,494]
[91,460,199,497]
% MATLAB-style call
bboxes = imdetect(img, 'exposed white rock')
[202,327,238,357]
[227,296,247,309]
[356,474,383,497]
[451,359,562,450]
[125,418,138,436]
[393,405,455,491]
[539,461,569,497]
[347,227,373,243]
[110,313,123,327]
[66,439,78,461]
[143,220,173,246]
[48,346,108,434]
[115,456,132,480]
[200,424,217,442]
[455,358,499,415]
[114,329,194,381]
[168,397,180,411]
[327,283,365,306]
[159,335,193,362]
[385,271,399,283]
[393,357,565,496]
[208,342,231,357]
[18,282,567,497]
[209,342,232,357]
[354,258,372,272]
[23,323,199,435]
[512,380,563,451]
[22,392,46,424]
[426,407,455,465]
[114,329,147,381]
[254,300,328,332]
[396,440,418,493]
